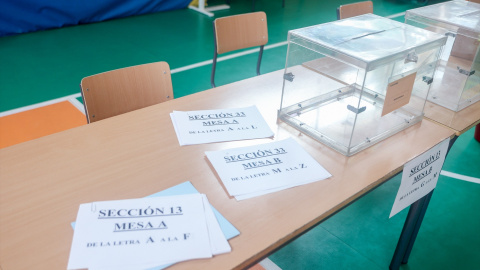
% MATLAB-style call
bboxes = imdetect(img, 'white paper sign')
[85,194,231,270]
[170,106,274,145]
[206,137,331,199]
[67,194,213,269]
[390,138,450,218]
[201,195,231,255]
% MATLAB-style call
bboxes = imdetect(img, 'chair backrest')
[214,11,268,54]
[211,12,268,87]
[80,61,173,123]
[337,1,373,20]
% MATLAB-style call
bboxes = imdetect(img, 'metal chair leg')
[256,45,264,76]
[211,22,218,88]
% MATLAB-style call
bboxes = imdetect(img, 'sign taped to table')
[390,138,450,218]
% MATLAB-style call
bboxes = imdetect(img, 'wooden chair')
[337,1,373,20]
[211,12,268,87]
[80,62,173,123]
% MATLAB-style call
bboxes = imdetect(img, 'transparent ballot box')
[405,1,480,111]
[278,14,446,156]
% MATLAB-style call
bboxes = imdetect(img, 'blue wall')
[0,0,191,37]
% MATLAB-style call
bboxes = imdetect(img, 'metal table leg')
[390,136,458,270]
[401,190,434,264]
[389,195,427,270]
[475,123,480,142]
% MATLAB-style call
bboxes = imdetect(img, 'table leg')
[475,123,480,142]
[401,190,433,264]
[390,135,458,270]
[389,195,427,270]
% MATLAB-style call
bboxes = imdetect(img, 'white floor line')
[0,93,82,117]
[386,12,406,19]
[441,170,480,184]
[68,98,86,115]
[259,258,282,270]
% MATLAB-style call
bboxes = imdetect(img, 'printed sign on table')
[71,182,238,270]
[206,137,331,200]
[390,138,450,218]
[170,106,274,145]
[68,194,223,270]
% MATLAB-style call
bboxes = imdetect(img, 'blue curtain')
[0,0,191,37]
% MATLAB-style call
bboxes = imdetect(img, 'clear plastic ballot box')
[278,14,446,156]
[405,1,480,112]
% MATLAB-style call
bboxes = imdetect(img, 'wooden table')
[425,100,480,136]
[0,70,455,270]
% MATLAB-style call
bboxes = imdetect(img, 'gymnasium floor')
[1,0,479,269]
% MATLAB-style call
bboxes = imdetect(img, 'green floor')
[1,0,479,269]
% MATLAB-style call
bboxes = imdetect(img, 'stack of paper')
[206,138,332,200]
[170,106,274,145]
[68,193,231,270]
